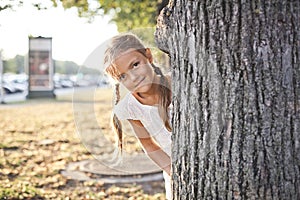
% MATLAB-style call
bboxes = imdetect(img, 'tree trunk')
[155,0,300,199]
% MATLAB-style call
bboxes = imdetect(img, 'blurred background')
[0,0,170,199]
[0,0,117,102]
[0,0,170,102]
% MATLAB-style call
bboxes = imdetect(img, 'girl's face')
[113,48,156,94]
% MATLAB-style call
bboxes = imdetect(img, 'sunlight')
[0,0,118,65]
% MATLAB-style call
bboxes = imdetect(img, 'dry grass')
[0,87,165,199]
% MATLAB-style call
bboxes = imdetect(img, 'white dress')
[114,92,172,199]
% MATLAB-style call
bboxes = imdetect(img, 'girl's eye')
[133,62,140,67]
[118,74,126,81]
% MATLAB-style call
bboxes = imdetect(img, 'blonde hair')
[104,33,171,151]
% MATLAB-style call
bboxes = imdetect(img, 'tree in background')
[3,55,24,73]
[0,0,23,12]
[1,0,170,72]
[97,0,168,31]
[3,55,99,75]
[156,0,300,199]
[56,0,169,31]
[0,0,169,32]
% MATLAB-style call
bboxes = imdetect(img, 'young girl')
[104,33,172,199]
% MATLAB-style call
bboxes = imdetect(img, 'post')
[0,52,4,104]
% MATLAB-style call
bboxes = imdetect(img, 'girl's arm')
[128,119,171,175]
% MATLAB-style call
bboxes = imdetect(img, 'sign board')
[28,37,54,98]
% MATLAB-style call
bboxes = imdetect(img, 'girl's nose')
[128,70,139,82]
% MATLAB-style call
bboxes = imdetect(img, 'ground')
[0,88,166,199]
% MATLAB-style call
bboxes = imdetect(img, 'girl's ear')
[145,48,153,63]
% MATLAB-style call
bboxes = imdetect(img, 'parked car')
[0,74,28,94]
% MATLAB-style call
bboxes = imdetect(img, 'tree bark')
[155,0,300,199]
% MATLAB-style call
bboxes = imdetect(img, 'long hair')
[104,33,171,151]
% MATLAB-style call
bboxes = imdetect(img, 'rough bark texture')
[155,0,300,199]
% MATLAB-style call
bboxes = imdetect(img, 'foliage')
[52,0,95,18]
[51,0,169,31]
[55,60,79,74]
[98,0,163,31]
[2,55,99,75]
[55,60,100,75]
[0,0,23,12]
[0,0,169,31]
[3,55,24,74]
